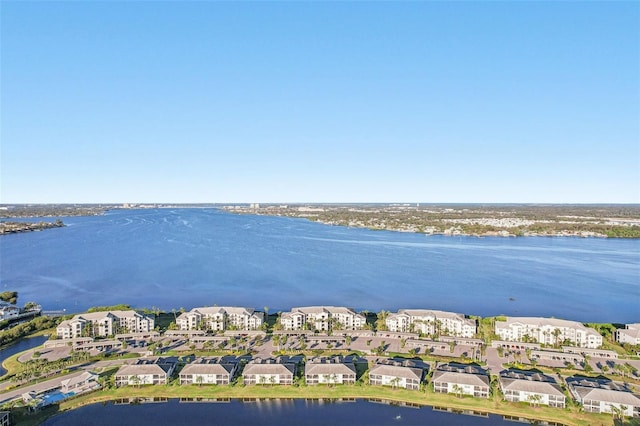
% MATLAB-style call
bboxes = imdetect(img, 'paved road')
[0,359,129,403]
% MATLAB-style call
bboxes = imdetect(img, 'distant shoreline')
[223,204,640,239]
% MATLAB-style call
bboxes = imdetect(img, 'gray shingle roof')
[180,363,234,376]
[243,363,296,376]
[369,364,422,381]
[573,387,640,406]
[305,363,356,376]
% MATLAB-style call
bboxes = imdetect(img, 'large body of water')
[0,208,638,322]
[0,335,48,376]
[41,398,534,426]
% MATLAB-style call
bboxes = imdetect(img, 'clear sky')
[1,1,638,204]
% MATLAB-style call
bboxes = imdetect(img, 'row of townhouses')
[495,317,603,349]
[56,310,155,339]
[176,307,264,331]
[385,309,477,338]
[111,355,640,417]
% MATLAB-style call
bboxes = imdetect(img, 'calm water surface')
[41,398,531,426]
[0,335,48,376]
[1,209,638,322]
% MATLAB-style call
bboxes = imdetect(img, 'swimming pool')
[41,391,75,406]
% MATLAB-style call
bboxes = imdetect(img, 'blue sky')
[1,1,638,203]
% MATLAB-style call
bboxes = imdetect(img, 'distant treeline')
[0,316,61,348]
[0,204,112,218]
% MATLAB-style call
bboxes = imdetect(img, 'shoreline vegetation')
[0,220,64,235]
[224,204,640,238]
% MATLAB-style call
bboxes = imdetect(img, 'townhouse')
[495,317,602,349]
[56,310,155,339]
[114,357,177,386]
[279,306,366,331]
[498,370,565,408]
[385,309,476,338]
[566,377,640,418]
[179,357,240,385]
[368,359,427,390]
[305,357,357,385]
[176,307,263,331]
[242,357,298,385]
[432,363,490,398]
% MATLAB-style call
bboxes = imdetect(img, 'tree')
[131,375,142,388]
[196,375,204,387]
[375,310,389,331]
[527,394,542,408]
[0,291,18,305]
[390,377,401,390]
[452,384,464,398]
[552,328,562,348]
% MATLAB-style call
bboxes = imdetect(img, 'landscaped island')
[1,303,639,425]
[224,204,640,238]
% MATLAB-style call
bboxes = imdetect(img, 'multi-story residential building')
[495,317,602,348]
[176,307,263,331]
[566,377,640,418]
[368,359,427,390]
[305,357,357,385]
[115,357,177,386]
[279,306,366,331]
[616,323,640,346]
[242,358,297,385]
[498,370,566,408]
[179,357,239,385]
[432,363,490,398]
[56,310,155,339]
[385,309,476,337]
[0,303,20,321]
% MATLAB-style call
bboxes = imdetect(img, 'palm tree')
[552,328,562,348]
[390,377,401,390]
[527,394,542,407]
[131,375,141,388]
[323,374,331,387]
[452,384,464,398]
